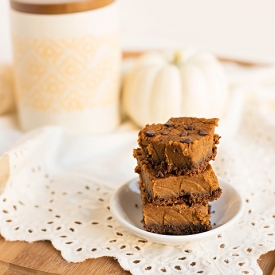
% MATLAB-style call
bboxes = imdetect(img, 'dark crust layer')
[144,223,211,235]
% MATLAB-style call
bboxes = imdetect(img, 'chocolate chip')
[156,171,164,178]
[161,130,170,135]
[198,129,207,136]
[180,138,191,144]
[184,125,194,130]
[165,121,173,127]
[180,132,188,137]
[145,130,155,137]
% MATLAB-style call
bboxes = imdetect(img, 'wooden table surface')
[0,235,273,275]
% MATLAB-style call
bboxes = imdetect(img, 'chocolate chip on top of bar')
[145,130,155,137]
[198,129,208,136]
[164,121,174,127]
[180,138,192,144]
[184,125,195,130]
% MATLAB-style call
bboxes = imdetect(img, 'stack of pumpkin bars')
[134,117,222,235]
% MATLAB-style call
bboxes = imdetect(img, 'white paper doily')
[0,89,274,275]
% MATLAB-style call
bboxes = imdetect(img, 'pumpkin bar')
[138,117,220,175]
[134,148,222,205]
[139,181,211,235]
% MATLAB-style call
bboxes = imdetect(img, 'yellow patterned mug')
[10,0,121,133]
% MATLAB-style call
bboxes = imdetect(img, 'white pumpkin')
[122,49,228,127]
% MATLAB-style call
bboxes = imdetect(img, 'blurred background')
[1,0,275,64]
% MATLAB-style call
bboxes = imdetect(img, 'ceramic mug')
[10,0,121,133]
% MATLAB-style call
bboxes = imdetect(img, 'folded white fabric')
[0,121,139,191]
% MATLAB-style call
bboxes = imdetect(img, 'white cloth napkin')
[0,63,275,274]
[0,120,139,190]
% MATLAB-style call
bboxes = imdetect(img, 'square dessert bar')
[134,148,222,205]
[139,182,211,235]
[138,117,220,175]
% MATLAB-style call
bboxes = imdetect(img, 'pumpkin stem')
[173,52,181,66]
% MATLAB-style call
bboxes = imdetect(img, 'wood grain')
[0,236,130,275]
[10,0,114,14]
[0,236,273,275]
[258,251,275,275]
